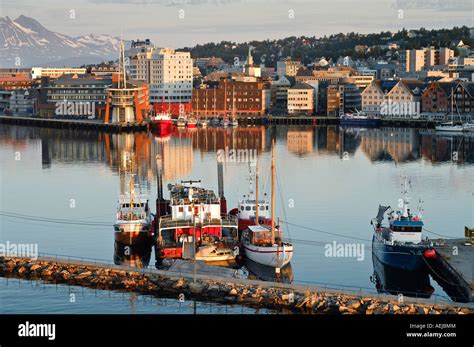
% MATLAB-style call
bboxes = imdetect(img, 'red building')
[421,81,456,113]
[192,79,269,118]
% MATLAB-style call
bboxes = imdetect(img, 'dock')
[428,238,473,302]
[0,115,149,132]
[0,255,471,314]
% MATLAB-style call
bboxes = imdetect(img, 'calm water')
[0,124,473,312]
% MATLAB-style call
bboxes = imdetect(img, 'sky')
[1,0,473,48]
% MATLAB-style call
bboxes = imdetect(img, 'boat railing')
[159,214,238,229]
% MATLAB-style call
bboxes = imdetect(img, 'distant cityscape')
[1,16,473,122]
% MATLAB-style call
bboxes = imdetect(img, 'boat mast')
[255,159,259,225]
[402,176,409,218]
[271,139,275,244]
[129,156,134,220]
[232,85,235,119]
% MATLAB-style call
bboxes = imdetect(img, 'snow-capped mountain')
[0,15,128,67]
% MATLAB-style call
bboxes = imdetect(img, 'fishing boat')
[154,181,239,267]
[240,140,294,268]
[371,251,434,299]
[230,166,272,233]
[371,177,434,271]
[198,118,209,128]
[114,159,153,246]
[340,111,380,127]
[221,117,231,127]
[151,112,173,134]
[176,116,187,128]
[187,116,197,128]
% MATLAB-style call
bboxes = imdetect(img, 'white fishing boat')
[240,140,293,268]
[114,159,153,246]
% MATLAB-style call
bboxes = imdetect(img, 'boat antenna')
[255,157,259,225]
[271,138,275,244]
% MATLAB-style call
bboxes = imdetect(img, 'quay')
[1,114,446,131]
[0,115,149,132]
[0,255,471,314]
[427,237,474,303]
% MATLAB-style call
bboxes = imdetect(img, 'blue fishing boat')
[371,177,434,271]
[340,110,380,127]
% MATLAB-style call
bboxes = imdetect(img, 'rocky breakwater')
[0,256,472,315]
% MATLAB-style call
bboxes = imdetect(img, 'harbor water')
[0,124,472,312]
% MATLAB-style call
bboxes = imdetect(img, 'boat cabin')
[116,195,149,222]
[246,225,275,247]
[238,199,270,221]
[388,212,424,244]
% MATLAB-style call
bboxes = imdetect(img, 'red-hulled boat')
[151,112,173,134]
[154,181,239,267]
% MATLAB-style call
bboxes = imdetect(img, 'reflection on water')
[113,241,152,268]
[2,125,473,175]
[371,252,434,299]
[243,258,294,284]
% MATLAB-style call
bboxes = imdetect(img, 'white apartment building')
[287,83,314,115]
[128,46,193,104]
[31,67,87,79]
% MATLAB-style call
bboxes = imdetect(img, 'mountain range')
[0,15,127,68]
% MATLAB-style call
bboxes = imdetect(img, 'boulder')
[75,271,92,279]
[29,264,42,271]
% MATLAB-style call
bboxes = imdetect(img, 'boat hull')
[371,235,428,271]
[241,242,293,268]
[340,118,380,127]
[151,120,173,134]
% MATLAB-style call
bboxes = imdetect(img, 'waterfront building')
[91,66,119,76]
[326,82,361,116]
[421,81,457,113]
[9,89,37,116]
[31,67,87,79]
[192,79,268,118]
[277,58,303,77]
[361,80,397,115]
[270,75,291,106]
[0,90,11,113]
[0,76,34,90]
[287,82,314,115]
[38,74,112,119]
[0,68,30,78]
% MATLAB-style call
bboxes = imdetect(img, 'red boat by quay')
[154,178,239,267]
